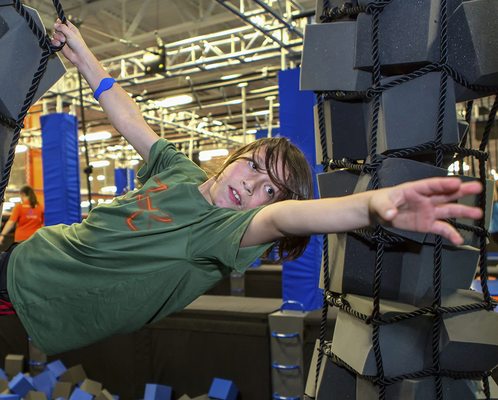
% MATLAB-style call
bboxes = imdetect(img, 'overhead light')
[221,73,241,80]
[15,144,28,153]
[228,99,242,105]
[97,175,106,181]
[246,129,257,134]
[213,120,223,126]
[90,160,111,168]
[3,202,14,210]
[252,110,270,116]
[199,148,229,161]
[101,186,117,194]
[80,131,112,142]
[155,94,193,108]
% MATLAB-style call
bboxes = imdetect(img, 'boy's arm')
[241,177,484,247]
[52,20,159,162]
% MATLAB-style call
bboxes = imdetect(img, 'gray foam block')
[331,290,498,377]
[448,0,498,101]
[317,169,361,199]
[327,232,478,306]
[369,72,459,155]
[355,0,465,75]
[357,376,498,400]
[301,21,372,91]
[355,0,442,74]
[314,98,369,161]
[0,5,65,119]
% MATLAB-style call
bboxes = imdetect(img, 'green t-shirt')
[7,139,271,355]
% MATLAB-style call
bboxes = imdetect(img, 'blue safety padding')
[256,128,280,139]
[279,68,323,311]
[115,168,136,195]
[41,113,81,225]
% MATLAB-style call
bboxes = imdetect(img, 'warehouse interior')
[1,1,498,400]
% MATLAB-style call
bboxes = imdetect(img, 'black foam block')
[448,0,498,101]
[439,290,498,373]
[301,21,372,91]
[327,233,478,306]
[316,355,357,400]
[317,169,360,199]
[0,124,14,181]
[368,72,459,155]
[357,377,498,400]
[313,98,369,161]
[355,0,465,75]
[0,5,65,119]
[331,290,498,377]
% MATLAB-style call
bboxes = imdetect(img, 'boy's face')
[207,149,284,210]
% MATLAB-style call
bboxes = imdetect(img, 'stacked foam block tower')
[301,0,498,399]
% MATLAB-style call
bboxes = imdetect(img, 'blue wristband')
[94,78,116,101]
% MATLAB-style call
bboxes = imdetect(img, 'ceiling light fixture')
[198,148,229,161]
[155,94,193,108]
[15,144,28,153]
[90,160,111,168]
[80,131,112,142]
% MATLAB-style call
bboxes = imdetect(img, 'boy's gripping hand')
[51,19,93,69]
[369,177,483,245]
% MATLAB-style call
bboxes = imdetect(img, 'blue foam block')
[33,370,57,398]
[0,368,7,381]
[208,378,238,400]
[8,373,35,397]
[46,360,67,378]
[69,388,93,400]
[144,383,172,400]
[0,395,20,400]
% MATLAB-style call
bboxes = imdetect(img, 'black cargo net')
[312,0,498,399]
[0,0,66,207]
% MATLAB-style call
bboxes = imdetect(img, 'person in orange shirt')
[0,185,44,245]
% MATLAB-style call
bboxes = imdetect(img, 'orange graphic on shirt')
[126,177,173,231]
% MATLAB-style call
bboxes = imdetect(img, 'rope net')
[0,0,66,210]
[313,0,498,399]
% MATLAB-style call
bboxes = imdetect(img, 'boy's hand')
[51,19,92,69]
[369,177,483,245]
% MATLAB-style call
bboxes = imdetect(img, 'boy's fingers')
[434,204,483,220]
[431,220,463,246]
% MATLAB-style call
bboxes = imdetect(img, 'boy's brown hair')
[216,137,313,261]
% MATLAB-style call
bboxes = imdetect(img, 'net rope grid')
[0,0,66,207]
[310,1,498,399]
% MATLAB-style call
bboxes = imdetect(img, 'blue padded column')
[41,113,81,225]
[279,68,323,311]
[115,167,135,195]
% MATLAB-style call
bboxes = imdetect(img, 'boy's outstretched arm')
[241,177,483,247]
[51,20,159,161]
